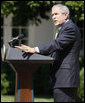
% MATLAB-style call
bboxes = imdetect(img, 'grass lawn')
[1,95,54,102]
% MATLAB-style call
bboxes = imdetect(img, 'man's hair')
[52,4,70,18]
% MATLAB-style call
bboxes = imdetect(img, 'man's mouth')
[54,20,58,23]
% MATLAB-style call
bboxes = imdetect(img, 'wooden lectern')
[3,47,54,102]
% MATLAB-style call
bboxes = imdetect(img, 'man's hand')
[15,44,36,54]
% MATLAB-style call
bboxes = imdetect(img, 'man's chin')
[54,23,60,27]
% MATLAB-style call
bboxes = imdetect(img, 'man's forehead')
[52,7,61,13]
[52,6,61,10]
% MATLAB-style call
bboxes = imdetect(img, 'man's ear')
[65,13,68,20]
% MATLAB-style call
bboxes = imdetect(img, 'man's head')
[52,4,69,27]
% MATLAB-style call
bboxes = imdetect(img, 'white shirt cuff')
[34,47,40,53]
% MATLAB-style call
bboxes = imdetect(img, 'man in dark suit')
[15,4,81,102]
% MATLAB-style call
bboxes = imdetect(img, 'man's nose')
[52,15,56,20]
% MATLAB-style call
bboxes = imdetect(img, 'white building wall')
[28,14,56,47]
[3,14,12,47]
[2,13,56,49]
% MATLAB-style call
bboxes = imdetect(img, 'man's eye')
[55,13,58,15]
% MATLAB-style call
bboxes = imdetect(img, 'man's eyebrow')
[52,13,58,16]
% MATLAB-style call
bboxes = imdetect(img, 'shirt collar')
[59,19,69,30]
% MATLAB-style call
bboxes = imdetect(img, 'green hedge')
[77,67,84,102]
[1,73,9,94]
[1,62,15,95]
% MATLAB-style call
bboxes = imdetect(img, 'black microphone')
[8,34,24,47]
[14,34,24,40]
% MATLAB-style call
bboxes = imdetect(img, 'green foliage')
[1,73,9,95]
[1,1,16,17]
[1,1,56,26]
[1,62,15,95]
[1,95,54,102]
[1,95,14,102]
[79,57,84,69]
[77,67,84,102]
[65,1,84,21]
[76,57,84,102]
[1,1,84,26]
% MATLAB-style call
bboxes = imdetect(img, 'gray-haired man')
[15,4,81,102]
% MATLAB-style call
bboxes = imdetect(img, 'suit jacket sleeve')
[38,26,76,55]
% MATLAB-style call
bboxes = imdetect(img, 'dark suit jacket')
[38,20,81,88]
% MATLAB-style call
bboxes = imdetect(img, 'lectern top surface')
[6,48,54,63]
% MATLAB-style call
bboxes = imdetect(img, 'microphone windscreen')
[18,34,24,39]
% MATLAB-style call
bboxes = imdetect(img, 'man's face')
[52,7,68,27]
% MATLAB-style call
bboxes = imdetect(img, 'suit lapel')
[56,20,72,38]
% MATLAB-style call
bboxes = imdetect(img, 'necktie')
[55,28,59,39]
